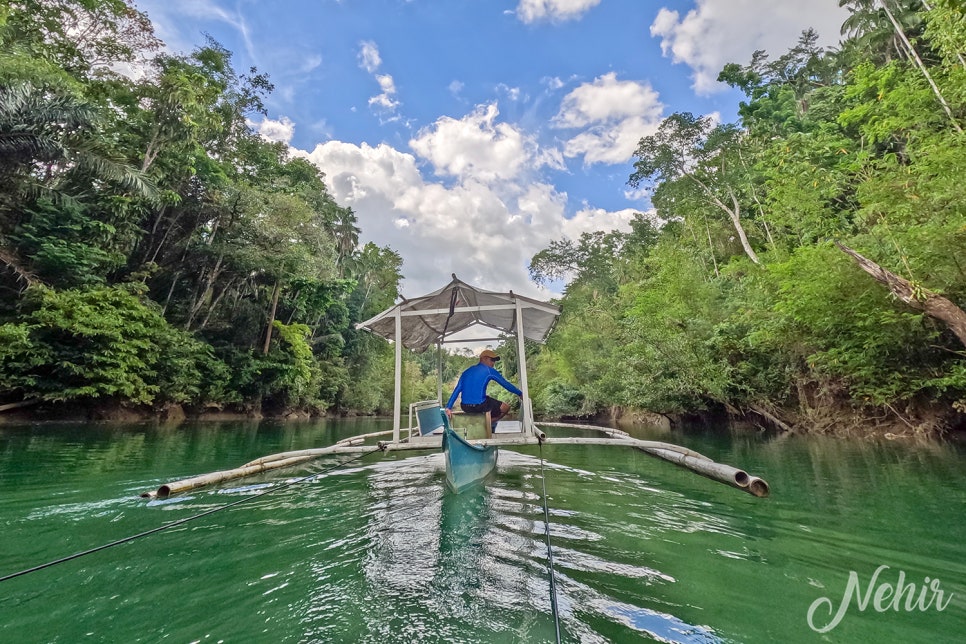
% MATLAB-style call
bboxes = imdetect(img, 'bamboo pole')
[140,444,381,499]
[538,421,631,438]
[535,424,768,496]
[746,476,770,498]
[142,424,769,499]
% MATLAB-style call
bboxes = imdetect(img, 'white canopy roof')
[356,275,560,352]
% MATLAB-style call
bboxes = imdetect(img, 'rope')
[0,446,384,584]
[436,286,460,406]
[538,439,562,644]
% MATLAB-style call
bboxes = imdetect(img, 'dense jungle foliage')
[526,1,966,435]
[1,1,965,435]
[0,0,422,416]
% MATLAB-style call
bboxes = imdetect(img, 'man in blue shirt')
[445,349,522,430]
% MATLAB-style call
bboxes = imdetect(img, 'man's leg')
[490,400,510,430]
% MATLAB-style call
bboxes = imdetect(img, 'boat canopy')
[356,274,560,351]
[356,275,561,442]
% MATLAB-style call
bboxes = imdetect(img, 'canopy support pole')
[514,297,533,435]
[393,308,402,443]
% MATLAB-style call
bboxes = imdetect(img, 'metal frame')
[360,277,560,444]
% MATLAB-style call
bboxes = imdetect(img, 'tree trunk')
[0,399,41,413]
[702,215,720,277]
[263,279,281,355]
[185,255,223,330]
[161,270,181,316]
[688,174,760,265]
[198,278,236,330]
[723,193,760,265]
[836,242,966,348]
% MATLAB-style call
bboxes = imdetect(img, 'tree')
[839,0,926,64]
[331,206,360,276]
[1,0,160,85]
[0,284,220,406]
[630,112,762,265]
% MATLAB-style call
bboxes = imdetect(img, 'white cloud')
[650,1,848,95]
[296,125,629,299]
[255,116,295,144]
[553,72,663,165]
[369,73,400,111]
[543,76,566,91]
[375,74,396,93]
[497,84,524,102]
[409,103,559,183]
[562,116,655,165]
[300,139,541,296]
[300,54,323,74]
[358,43,400,115]
[562,206,636,239]
[358,40,382,73]
[516,0,601,24]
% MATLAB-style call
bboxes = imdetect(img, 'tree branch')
[836,241,966,349]
[0,248,39,290]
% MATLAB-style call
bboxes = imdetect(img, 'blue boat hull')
[442,427,498,493]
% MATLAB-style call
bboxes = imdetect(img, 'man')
[444,349,522,430]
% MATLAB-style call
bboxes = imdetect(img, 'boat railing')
[408,400,446,442]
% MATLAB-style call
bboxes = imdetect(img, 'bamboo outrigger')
[142,275,769,500]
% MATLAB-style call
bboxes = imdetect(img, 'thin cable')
[538,439,562,644]
[437,285,460,408]
[0,446,383,584]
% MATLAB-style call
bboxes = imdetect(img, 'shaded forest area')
[2,1,965,437]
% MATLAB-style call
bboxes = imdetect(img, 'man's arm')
[490,370,522,397]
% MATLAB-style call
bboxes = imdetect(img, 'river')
[0,419,963,643]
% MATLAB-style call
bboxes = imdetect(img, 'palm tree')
[0,82,153,218]
[839,0,961,132]
[0,82,155,286]
[839,0,925,63]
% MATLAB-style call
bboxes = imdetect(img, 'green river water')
[0,419,963,643]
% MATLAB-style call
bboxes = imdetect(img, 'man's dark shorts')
[460,396,503,416]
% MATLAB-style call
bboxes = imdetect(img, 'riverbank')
[3,397,964,440]
[0,400,336,425]
[589,401,966,440]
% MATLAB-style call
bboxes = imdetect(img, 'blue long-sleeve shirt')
[445,362,522,408]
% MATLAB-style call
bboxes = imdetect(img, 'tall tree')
[630,113,762,265]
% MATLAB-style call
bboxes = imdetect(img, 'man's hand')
[445,408,453,418]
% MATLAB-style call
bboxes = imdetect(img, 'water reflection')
[337,450,736,643]
[1,421,963,643]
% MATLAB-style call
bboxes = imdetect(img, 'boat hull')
[442,427,498,493]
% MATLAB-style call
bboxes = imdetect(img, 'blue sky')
[133,0,849,298]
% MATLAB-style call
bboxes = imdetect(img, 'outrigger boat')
[142,275,769,500]
[355,274,561,492]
